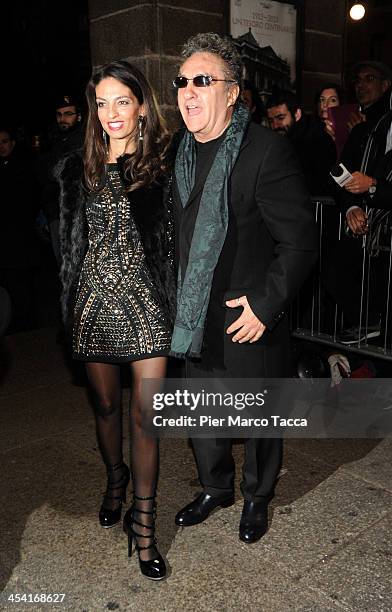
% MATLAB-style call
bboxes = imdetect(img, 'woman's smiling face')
[96,76,144,151]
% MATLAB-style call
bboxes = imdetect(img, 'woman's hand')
[324,119,336,141]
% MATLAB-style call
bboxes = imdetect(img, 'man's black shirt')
[173,131,226,282]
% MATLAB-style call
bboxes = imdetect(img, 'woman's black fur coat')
[56,151,176,332]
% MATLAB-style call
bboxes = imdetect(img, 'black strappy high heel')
[99,462,130,528]
[123,493,166,581]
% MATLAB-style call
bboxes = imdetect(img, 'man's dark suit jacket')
[174,121,318,376]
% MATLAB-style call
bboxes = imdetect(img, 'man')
[266,90,301,135]
[0,128,40,332]
[241,79,266,124]
[324,62,392,344]
[0,128,16,158]
[337,104,392,345]
[55,95,81,133]
[171,33,317,543]
[266,90,336,195]
[36,94,83,265]
[340,61,391,173]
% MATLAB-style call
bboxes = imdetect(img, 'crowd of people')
[242,60,392,347]
[2,56,392,344]
[1,32,392,582]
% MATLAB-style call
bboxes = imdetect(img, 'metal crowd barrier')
[290,196,392,362]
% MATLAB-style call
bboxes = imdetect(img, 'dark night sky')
[1,0,91,134]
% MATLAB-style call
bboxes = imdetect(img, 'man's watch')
[368,178,377,196]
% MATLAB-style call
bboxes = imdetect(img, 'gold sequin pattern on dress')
[72,166,171,361]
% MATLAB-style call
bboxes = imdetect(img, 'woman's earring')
[102,129,109,153]
[138,115,144,141]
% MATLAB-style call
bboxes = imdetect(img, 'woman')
[58,61,175,581]
[315,84,342,142]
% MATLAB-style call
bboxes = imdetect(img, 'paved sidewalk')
[0,328,390,611]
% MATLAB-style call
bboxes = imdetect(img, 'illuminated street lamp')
[349,3,366,21]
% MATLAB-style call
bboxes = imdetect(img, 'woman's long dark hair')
[314,83,344,118]
[84,60,170,192]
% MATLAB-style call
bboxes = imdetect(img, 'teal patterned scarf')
[170,104,249,358]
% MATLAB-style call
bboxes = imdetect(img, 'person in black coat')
[35,95,84,266]
[340,62,391,178]
[336,108,392,344]
[322,64,392,343]
[241,79,267,125]
[57,62,175,581]
[0,127,40,332]
[266,90,336,196]
[171,33,318,543]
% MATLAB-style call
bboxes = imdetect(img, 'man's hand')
[225,296,266,343]
[344,171,373,194]
[346,206,368,235]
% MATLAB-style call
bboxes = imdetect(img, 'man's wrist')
[346,205,362,217]
[368,177,377,196]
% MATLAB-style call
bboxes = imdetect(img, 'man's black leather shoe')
[175,492,234,527]
[239,500,268,543]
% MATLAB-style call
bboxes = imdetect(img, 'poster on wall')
[230,0,298,95]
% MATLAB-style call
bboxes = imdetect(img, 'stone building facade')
[234,29,291,99]
[88,0,348,120]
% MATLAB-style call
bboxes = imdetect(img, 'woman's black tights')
[86,358,167,559]
[86,362,124,510]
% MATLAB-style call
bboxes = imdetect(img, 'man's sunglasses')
[172,75,236,88]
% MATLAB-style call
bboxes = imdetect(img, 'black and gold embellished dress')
[72,164,172,362]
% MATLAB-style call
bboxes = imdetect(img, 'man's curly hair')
[181,32,242,84]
